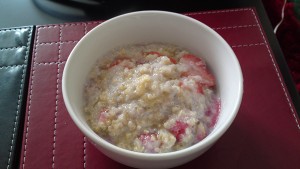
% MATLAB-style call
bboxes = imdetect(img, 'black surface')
[1,0,299,124]
[0,26,34,169]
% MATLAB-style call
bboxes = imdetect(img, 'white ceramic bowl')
[62,11,243,169]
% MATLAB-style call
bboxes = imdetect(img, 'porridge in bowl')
[84,43,220,153]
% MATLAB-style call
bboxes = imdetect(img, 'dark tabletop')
[2,0,299,113]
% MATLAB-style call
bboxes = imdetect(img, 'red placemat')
[20,8,300,169]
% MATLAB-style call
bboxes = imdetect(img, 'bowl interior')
[62,11,243,155]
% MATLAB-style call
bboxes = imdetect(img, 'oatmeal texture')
[84,44,220,153]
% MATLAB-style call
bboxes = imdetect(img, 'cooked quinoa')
[84,43,220,153]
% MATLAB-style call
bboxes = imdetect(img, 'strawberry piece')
[168,57,177,64]
[205,110,212,116]
[170,121,188,141]
[196,83,204,94]
[180,54,215,87]
[209,110,218,128]
[182,54,206,69]
[108,57,130,68]
[198,69,215,87]
[209,99,221,127]
[210,113,218,128]
[178,81,183,87]
[180,72,189,77]
[144,51,162,56]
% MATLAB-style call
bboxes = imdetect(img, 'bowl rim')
[62,10,243,159]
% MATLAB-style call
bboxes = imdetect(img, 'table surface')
[1,1,300,168]
[1,0,299,114]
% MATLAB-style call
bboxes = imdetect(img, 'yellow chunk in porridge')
[134,74,152,96]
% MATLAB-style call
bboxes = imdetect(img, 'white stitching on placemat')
[83,23,87,169]
[213,24,258,30]
[52,25,62,169]
[37,25,59,30]
[37,41,78,46]
[86,21,102,25]
[250,9,300,130]
[22,26,37,169]
[52,60,59,169]
[61,23,87,27]
[83,137,87,169]
[6,27,31,169]
[36,26,59,44]
[185,8,251,16]
[231,43,265,48]
[84,23,87,35]
[34,61,66,66]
